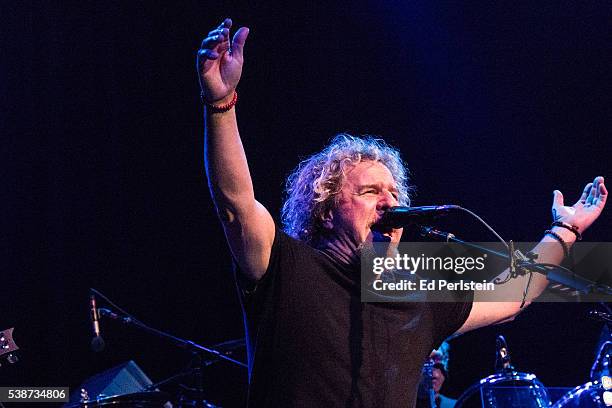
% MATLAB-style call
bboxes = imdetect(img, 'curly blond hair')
[281,134,413,243]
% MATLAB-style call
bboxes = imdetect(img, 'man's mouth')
[371,221,393,234]
[370,214,397,241]
[371,225,393,242]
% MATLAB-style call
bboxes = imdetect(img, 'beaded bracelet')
[201,91,238,113]
[551,221,582,241]
[544,229,570,258]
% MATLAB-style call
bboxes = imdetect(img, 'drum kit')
[454,358,610,408]
[454,311,612,408]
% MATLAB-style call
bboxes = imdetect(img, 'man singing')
[196,18,608,407]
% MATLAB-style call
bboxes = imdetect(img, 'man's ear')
[321,209,334,230]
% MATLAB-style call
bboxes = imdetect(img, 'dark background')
[4,1,611,407]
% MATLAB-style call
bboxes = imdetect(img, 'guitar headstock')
[0,328,19,364]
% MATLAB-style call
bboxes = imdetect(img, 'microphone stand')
[90,288,246,406]
[98,306,246,406]
[98,308,246,368]
[419,226,612,300]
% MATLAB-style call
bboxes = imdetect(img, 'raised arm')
[197,19,274,281]
[456,176,608,334]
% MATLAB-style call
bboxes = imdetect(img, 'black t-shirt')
[236,229,472,408]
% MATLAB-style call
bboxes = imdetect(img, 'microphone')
[374,205,460,228]
[495,335,513,372]
[90,294,105,352]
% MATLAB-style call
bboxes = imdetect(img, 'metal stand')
[419,226,612,297]
[91,288,246,407]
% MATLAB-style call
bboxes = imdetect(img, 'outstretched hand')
[197,18,249,105]
[552,176,608,234]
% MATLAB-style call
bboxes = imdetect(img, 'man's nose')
[377,190,398,209]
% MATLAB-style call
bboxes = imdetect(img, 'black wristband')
[551,221,582,241]
[544,229,570,258]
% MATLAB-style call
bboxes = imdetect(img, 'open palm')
[197,18,249,104]
[552,176,607,233]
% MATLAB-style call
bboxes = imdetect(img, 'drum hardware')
[495,335,514,373]
[590,311,612,324]
[550,313,612,408]
[590,340,611,382]
[590,305,611,382]
[455,370,552,408]
[552,381,608,408]
[456,335,551,408]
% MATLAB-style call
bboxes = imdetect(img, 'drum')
[552,381,606,408]
[456,371,551,408]
[64,391,172,407]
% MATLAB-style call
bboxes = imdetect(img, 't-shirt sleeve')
[431,295,474,347]
[233,226,295,302]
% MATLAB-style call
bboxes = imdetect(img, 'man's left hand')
[552,176,607,234]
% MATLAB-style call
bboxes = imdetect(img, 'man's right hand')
[199,18,273,283]
[197,18,249,105]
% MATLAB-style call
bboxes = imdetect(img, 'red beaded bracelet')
[201,91,238,113]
